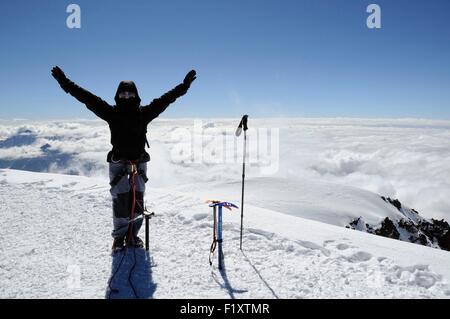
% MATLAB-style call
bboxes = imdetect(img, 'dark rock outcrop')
[438,231,450,251]
[348,197,450,251]
[375,217,400,240]
[381,196,402,212]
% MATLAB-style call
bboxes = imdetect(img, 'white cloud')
[0,117,449,220]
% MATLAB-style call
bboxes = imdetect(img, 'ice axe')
[235,115,248,250]
[207,200,238,270]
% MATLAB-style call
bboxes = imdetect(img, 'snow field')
[1,169,449,298]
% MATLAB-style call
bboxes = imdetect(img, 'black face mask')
[114,81,141,110]
[116,97,139,109]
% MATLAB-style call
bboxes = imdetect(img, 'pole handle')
[242,115,248,131]
[235,115,249,137]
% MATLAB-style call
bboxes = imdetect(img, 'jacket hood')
[114,81,141,108]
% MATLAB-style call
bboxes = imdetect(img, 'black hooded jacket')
[58,78,189,161]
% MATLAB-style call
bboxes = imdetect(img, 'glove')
[183,70,197,87]
[51,66,67,82]
[51,66,70,93]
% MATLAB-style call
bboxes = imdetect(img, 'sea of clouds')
[0,118,449,220]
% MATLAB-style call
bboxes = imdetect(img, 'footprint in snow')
[246,234,260,241]
[247,228,274,240]
[323,240,335,246]
[62,182,78,188]
[192,213,208,221]
[336,243,351,251]
[393,264,442,289]
[296,240,331,257]
[346,251,372,263]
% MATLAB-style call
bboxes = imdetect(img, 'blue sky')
[0,0,449,119]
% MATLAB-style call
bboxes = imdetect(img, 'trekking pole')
[144,211,155,251]
[217,205,224,270]
[145,214,150,251]
[235,115,249,250]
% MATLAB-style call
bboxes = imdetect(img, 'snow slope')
[171,177,409,227]
[1,169,450,299]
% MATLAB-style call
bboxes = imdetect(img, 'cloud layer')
[0,118,449,220]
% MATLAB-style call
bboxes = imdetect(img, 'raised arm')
[141,70,196,123]
[51,66,113,122]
